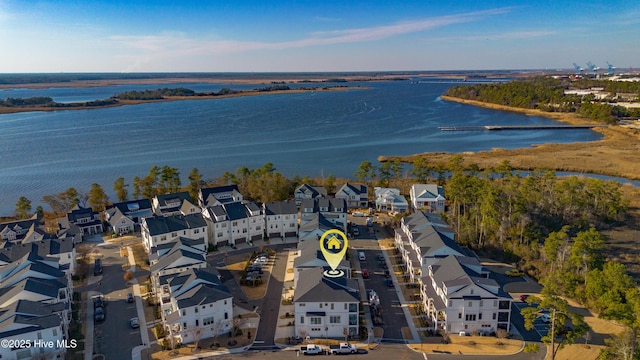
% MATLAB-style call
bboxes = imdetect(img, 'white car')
[540,313,551,323]
[130,317,140,328]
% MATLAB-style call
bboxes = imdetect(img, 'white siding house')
[410,184,445,213]
[141,214,208,252]
[263,201,298,240]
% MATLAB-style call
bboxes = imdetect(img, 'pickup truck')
[300,344,324,355]
[329,342,357,354]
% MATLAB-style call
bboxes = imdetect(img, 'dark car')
[519,294,530,302]
[94,258,102,276]
[94,296,104,309]
[386,278,393,287]
[94,307,105,322]
[127,293,134,303]
[384,270,391,278]
[377,254,385,261]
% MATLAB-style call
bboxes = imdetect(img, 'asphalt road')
[89,240,142,360]
[359,249,407,341]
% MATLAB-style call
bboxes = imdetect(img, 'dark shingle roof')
[145,214,206,236]
[175,283,232,308]
[264,201,297,215]
[294,269,359,303]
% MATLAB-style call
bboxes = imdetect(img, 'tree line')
[444,76,640,124]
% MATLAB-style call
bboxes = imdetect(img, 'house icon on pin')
[326,236,342,250]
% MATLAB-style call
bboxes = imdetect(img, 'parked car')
[130,317,139,328]
[94,296,104,309]
[506,269,524,277]
[94,307,105,322]
[377,254,385,261]
[386,278,394,287]
[519,294,530,302]
[362,269,369,279]
[384,270,390,278]
[300,344,324,355]
[541,312,551,323]
[352,227,359,236]
[127,293,134,303]
[329,342,357,354]
[94,258,102,276]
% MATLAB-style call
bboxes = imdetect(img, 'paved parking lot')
[512,302,548,339]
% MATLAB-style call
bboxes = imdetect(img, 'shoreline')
[380,96,640,181]
[0,86,362,115]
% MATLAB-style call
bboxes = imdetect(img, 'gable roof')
[264,201,297,216]
[294,269,359,303]
[144,213,206,236]
[106,199,152,215]
[295,184,328,198]
[0,239,74,264]
[337,183,368,196]
[412,184,445,200]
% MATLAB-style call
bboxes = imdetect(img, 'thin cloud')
[439,30,556,42]
[111,7,514,55]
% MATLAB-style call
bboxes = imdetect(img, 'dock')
[438,125,608,131]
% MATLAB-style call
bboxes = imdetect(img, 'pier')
[438,125,608,131]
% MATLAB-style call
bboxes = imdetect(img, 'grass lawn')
[409,335,523,355]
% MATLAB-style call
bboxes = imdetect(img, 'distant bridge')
[438,125,608,131]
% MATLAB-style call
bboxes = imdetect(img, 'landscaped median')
[408,335,524,355]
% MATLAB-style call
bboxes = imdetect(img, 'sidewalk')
[273,249,297,347]
[381,249,420,343]
[128,246,151,360]
[84,291,97,360]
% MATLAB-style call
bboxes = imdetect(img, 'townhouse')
[202,202,263,247]
[199,185,243,208]
[300,198,347,233]
[395,212,511,335]
[157,268,233,346]
[294,269,360,339]
[293,238,351,288]
[263,201,298,240]
[141,214,208,252]
[0,215,44,243]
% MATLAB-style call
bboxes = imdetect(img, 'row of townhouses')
[395,212,512,335]
[148,236,233,346]
[0,238,76,360]
[292,239,359,339]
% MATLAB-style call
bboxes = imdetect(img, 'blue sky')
[1,0,638,72]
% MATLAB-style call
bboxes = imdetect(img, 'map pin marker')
[320,229,348,277]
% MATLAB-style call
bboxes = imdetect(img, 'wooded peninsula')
[0,84,359,114]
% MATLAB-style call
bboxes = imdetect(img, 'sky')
[1,0,639,73]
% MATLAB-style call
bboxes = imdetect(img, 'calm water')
[0,80,602,214]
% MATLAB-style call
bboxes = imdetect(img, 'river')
[0,80,602,214]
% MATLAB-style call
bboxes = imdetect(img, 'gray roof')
[0,277,67,306]
[301,198,346,213]
[264,201,297,215]
[144,213,206,236]
[225,202,250,221]
[156,192,192,207]
[295,184,328,198]
[0,313,62,338]
[294,269,359,303]
[0,239,74,264]
[337,183,368,196]
[150,248,206,274]
[294,240,349,269]
[412,184,445,200]
[106,199,152,215]
[175,283,232,308]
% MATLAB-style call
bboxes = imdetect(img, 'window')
[299,303,306,307]
[479,313,482,320]
[349,303,357,312]
[183,322,187,330]
[331,303,334,310]
[217,232,223,237]
[344,303,347,310]
[182,309,186,316]
[330,316,341,324]
[300,317,304,324]
[232,221,238,226]
[319,303,322,308]
[196,319,199,326]
[310,317,322,325]
[479,300,483,307]
[195,307,198,313]
[53,328,57,336]
[349,314,357,325]
[458,313,462,319]
[470,289,474,294]
[493,300,498,307]
[224,312,228,320]
[465,314,477,321]
[172,232,177,237]
[203,317,214,326]
[194,229,200,234]
[498,301,510,310]
[492,313,497,320]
